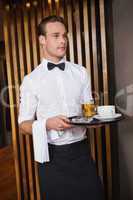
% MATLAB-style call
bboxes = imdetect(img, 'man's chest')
[36,73,82,106]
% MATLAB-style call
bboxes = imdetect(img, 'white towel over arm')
[32,119,49,163]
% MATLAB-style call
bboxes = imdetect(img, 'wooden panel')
[10,12,29,198]
[30,7,41,198]
[29,6,40,197]
[74,0,82,65]
[48,0,52,14]
[15,8,29,199]
[90,0,104,183]
[10,12,20,110]
[42,0,48,17]
[90,0,98,162]
[91,0,99,98]
[23,9,32,73]
[99,0,112,199]
[0,59,7,145]
[0,146,17,199]
[16,9,26,81]
[23,7,36,200]
[51,0,57,15]
[36,3,44,61]
[83,0,96,165]
[67,0,75,62]
[30,7,39,68]
[58,0,65,18]
[83,0,91,74]
[55,0,60,15]
[3,11,22,200]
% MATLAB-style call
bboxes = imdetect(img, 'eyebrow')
[51,32,67,35]
[51,32,60,35]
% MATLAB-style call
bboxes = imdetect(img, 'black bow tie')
[47,62,65,71]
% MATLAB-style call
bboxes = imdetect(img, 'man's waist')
[48,134,87,146]
[48,137,87,150]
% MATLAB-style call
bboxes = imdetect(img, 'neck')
[42,52,63,64]
[46,56,62,63]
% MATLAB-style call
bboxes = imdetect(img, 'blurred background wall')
[109,0,133,199]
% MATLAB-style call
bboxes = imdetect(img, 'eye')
[53,34,59,39]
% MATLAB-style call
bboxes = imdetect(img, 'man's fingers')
[58,115,70,123]
[60,120,71,127]
[57,118,72,129]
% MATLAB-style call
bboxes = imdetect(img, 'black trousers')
[38,139,104,200]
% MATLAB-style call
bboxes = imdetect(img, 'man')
[18,15,104,200]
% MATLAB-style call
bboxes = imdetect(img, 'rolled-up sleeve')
[18,76,38,124]
[18,76,49,163]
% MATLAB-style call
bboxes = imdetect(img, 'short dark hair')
[37,15,66,36]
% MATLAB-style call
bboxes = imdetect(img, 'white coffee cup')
[97,105,116,117]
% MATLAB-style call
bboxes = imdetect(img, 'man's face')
[41,22,68,61]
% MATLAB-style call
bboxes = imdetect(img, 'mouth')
[57,47,66,50]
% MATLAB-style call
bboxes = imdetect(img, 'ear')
[39,35,46,45]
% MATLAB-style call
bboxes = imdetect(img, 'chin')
[57,53,66,59]
[57,49,66,57]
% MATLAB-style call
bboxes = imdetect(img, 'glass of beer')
[82,100,96,118]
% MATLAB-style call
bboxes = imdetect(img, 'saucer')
[94,113,122,120]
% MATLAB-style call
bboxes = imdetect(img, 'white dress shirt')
[18,58,93,163]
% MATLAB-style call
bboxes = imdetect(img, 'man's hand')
[46,115,72,131]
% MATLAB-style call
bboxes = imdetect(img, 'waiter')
[18,15,104,200]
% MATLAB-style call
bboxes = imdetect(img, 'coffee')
[97,105,115,117]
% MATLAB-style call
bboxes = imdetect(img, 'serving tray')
[68,114,123,126]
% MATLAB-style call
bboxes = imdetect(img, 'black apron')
[38,139,104,200]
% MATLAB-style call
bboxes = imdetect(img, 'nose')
[60,35,67,44]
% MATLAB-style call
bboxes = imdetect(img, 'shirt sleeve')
[18,76,49,163]
[18,76,38,124]
[80,68,93,104]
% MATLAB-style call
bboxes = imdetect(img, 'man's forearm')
[19,120,34,135]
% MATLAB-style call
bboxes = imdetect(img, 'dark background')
[107,0,133,199]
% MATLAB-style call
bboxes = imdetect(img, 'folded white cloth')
[32,119,49,163]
